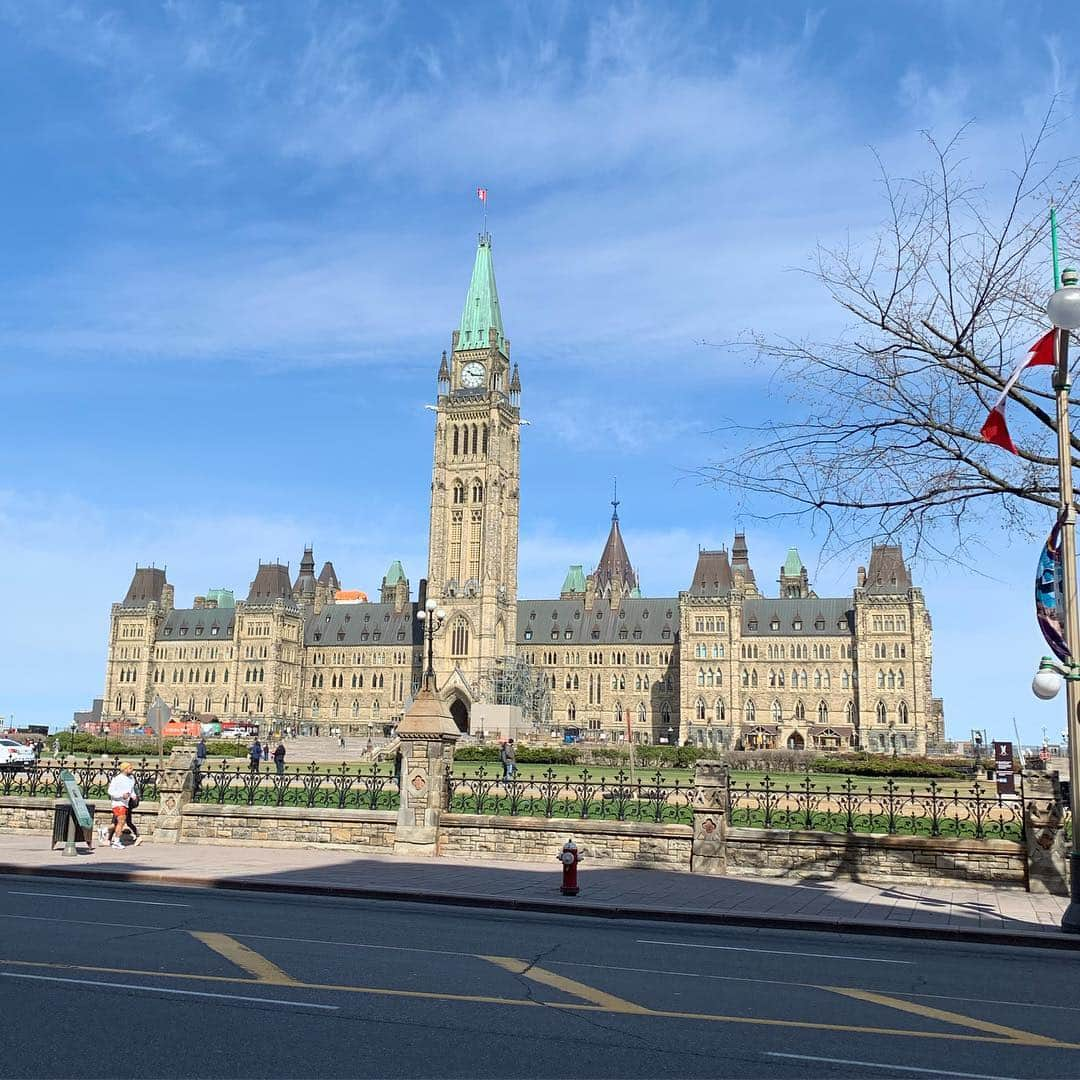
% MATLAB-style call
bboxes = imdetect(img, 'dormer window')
[793,619,803,631]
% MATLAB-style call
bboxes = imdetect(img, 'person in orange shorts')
[107,762,136,850]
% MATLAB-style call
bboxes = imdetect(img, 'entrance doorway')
[450,698,469,735]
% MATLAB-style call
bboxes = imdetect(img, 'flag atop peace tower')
[100,235,944,753]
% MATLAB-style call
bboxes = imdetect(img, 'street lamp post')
[415,598,447,692]
[1032,266,1080,932]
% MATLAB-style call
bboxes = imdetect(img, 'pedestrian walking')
[500,739,516,780]
[249,739,262,773]
[393,746,403,789]
[195,736,207,765]
[106,762,136,850]
[273,741,286,776]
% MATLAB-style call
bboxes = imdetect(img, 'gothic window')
[817,700,828,724]
[257,694,264,712]
[452,426,459,455]
[744,700,755,723]
[741,669,749,687]
[450,509,463,580]
[800,670,808,689]
[472,480,483,503]
[845,700,855,724]
[771,699,782,724]
[769,669,776,688]
[842,671,850,689]
[822,670,830,689]
[750,670,758,688]
[223,694,229,712]
[451,618,470,657]
[241,693,249,712]
[897,670,905,688]
[715,700,725,723]
[696,699,706,721]
[482,424,489,454]
[814,670,822,689]
[876,700,887,725]
[115,693,122,710]
[898,700,909,724]
[794,700,805,721]
[774,670,781,688]
[613,704,623,726]
[471,424,478,454]
[453,481,465,504]
[887,670,896,689]
[567,702,576,723]
[468,509,483,580]
[877,670,885,688]
[697,669,705,687]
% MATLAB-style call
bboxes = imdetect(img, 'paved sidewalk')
[0,833,1072,948]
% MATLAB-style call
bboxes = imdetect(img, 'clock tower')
[426,233,521,724]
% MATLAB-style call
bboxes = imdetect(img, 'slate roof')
[122,567,167,607]
[687,550,734,596]
[731,532,756,585]
[318,561,340,591]
[247,563,294,604]
[593,517,638,596]
[157,607,235,641]
[865,545,912,594]
[516,597,679,646]
[742,597,854,636]
[305,602,423,647]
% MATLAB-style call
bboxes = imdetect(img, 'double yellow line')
[0,933,1072,1051]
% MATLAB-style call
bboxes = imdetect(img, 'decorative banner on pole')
[1036,514,1071,663]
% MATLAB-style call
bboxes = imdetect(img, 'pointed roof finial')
[611,477,620,522]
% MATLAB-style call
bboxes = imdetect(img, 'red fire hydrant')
[559,839,580,896]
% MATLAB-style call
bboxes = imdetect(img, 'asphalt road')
[0,876,1077,1079]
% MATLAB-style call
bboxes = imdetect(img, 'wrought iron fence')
[447,767,695,824]
[727,775,1024,840]
[192,763,398,811]
[0,757,162,801]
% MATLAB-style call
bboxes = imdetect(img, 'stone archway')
[449,697,469,735]
[787,731,805,751]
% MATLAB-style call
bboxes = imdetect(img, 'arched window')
[613,703,623,726]
[771,699,782,724]
[876,700,887,725]
[817,700,828,724]
[241,693,249,712]
[223,694,230,712]
[482,424,489,454]
[115,693,122,710]
[898,700,909,724]
[845,700,855,724]
[769,669,777,687]
[450,618,469,657]
[842,670,850,689]
[897,670,905,688]
[696,698,706,721]
[472,480,484,503]
[453,480,465,505]
[256,694,264,712]
[814,670,822,689]
[471,424,478,454]
[698,669,705,687]
[750,670,758,688]
[822,671,830,689]
[794,700,805,721]
[743,699,755,723]
[715,700,725,723]
[877,670,885,688]
[887,670,896,689]
[312,700,320,718]
[452,426,459,456]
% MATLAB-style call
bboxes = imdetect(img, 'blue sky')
[3,0,1080,746]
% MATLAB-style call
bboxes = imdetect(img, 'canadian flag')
[980,329,1057,454]
[477,187,487,203]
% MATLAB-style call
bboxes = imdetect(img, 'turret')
[437,351,450,395]
[778,548,814,598]
[510,363,521,407]
[381,560,410,613]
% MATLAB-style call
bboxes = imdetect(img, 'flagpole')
[1052,207,1061,291]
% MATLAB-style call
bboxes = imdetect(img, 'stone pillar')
[691,760,729,875]
[394,688,460,856]
[1023,770,1069,896]
[153,749,197,843]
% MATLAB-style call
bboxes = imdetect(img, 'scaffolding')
[478,655,552,734]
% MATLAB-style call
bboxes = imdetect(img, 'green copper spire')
[782,548,804,577]
[561,565,586,594]
[457,234,507,356]
[384,560,406,586]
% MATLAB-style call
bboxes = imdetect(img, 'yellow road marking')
[482,956,650,1014]
[822,986,1060,1047]
[189,932,299,986]
[0,956,1075,1050]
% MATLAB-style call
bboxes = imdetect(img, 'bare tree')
[705,112,1080,560]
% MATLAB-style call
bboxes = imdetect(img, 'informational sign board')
[60,769,93,829]
[993,741,1016,795]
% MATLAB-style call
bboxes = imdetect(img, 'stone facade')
[440,815,691,869]
[725,828,1026,887]
[95,235,944,752]
[178,805,395,850]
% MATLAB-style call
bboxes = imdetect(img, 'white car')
[0,739,36,767]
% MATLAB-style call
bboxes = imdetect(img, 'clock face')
[461,361,486,389]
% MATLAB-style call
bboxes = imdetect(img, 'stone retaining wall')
[179,804,396,851]
[440,814,692,868]
[0,796,159,838]
[726,827,1026,887]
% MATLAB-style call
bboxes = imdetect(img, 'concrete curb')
[0,860,1074,951]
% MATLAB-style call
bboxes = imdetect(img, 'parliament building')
[99,235,945,754]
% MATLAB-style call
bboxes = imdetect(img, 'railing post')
[1024,769,1069,895]
[691,759,729,875]
[394,688,460,856]
[153,749,197,843]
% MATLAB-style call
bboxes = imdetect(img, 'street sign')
[59,769,93,829]
[993,741,1015,795]
[146,696,171,735]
